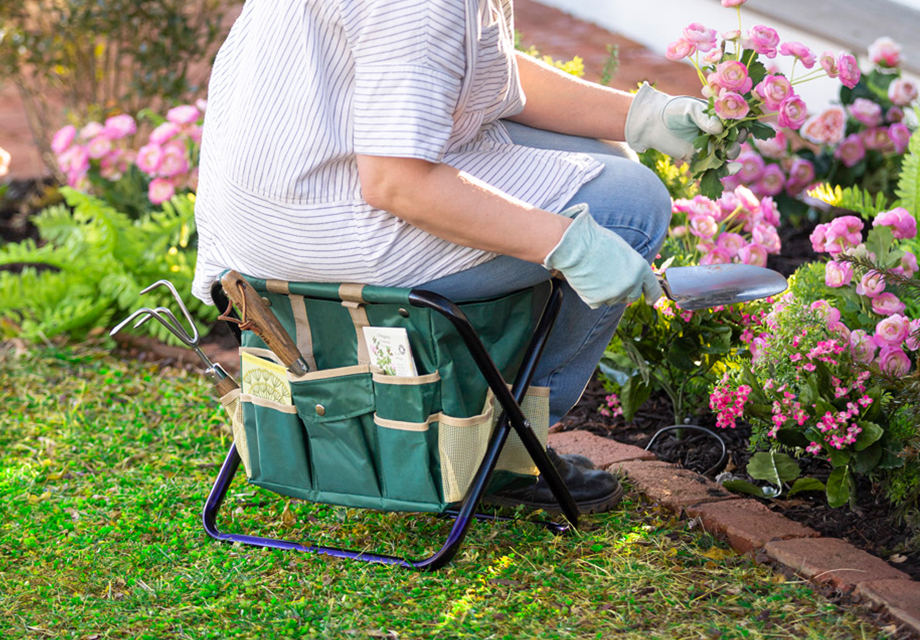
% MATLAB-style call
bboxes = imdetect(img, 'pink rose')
[837,54,861,89]
[714,90,750,120]
[887,106,905,123]
[872,293,906,316]
[824,216,863,254]
[103,114,137,140]
[810,224,828,253]
[835,134,865,168]
[51,125,77,155]
[745,25,779,58]
[136,144,164,175]
[755,75,793,111]
[754,128,787,159]
[752,223,781,253]
[862,127,893,152]
[785,158,816,196]
[716,232,746,256]
[856,271,886,298]
[716,61,753,93]
[850,330,878,364]
[739,243,768,266]
[825,261,853,288]
[777,96,808,130]
[800,106,846,146]
[722,0,747,6]
[819,52,839,78]
[149,122,181,145]
[690,215,719,239]
[756,164,785,197]
[737,150,765,182]
[906,319,920,351]
[878,347,911,376]
[891,123,911,154]
[868,37,902,68]
[166,105,201,126]
[875,314,910,348]
[900,251,918,277]
[888,78,919,107]
[700,247,733,265]
[779,42,816,68]
[848,98,883,128]
[86,135,113,160]
[874,207,917,240]
[759,197,780,227]
[79,122,104,142]
[667,38,696,61]
[158,143,190,178]
[148,178,176,205]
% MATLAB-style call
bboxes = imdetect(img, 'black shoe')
[550,447,596,470]
[484,448,623,514]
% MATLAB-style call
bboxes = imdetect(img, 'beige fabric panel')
[288,364,371,382]
[373,413,434,432]
[372,371,441,385]
[265,280,290,294]
[239,393,299,413]
[338,283,366,303]
[342,301,371,365]
[289,294,318,371]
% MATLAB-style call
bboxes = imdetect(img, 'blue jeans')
[421,121,672,423]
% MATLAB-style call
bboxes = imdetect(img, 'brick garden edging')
[548,429,920,637]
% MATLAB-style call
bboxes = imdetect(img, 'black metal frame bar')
[203,279,577,570]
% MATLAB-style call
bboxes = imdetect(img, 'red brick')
[685,499,819,555]
[548,430,656,468]
[611,460,737,511]
[765,538,911,592]
[857,579,920,635]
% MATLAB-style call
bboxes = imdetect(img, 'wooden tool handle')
[220,270,309,376]
[213,374,240,398]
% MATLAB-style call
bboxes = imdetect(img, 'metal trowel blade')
[660,264,788,310]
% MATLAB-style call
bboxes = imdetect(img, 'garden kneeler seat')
[204,275,579,570]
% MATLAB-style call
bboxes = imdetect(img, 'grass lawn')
[0,344,897,639]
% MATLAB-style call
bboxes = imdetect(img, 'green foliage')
[895,113,920,220]
[808,183,892,221]
[0,188,215,343]
[640,149,698,200]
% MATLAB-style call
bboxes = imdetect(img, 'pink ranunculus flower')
[887,106,905,123]
[875,314,910,348]
[148,178,176,205]
[837,53,861,89]
[745,25,779,58]
[103,114,137,140]
[785,158,816,196]
[136,143,165,175]
[856,271,886,297]
[722,0,747,6]
[757,164,785,197]
[848,98,884,128]
[86,135,113,160]
[810,224,829,253]
[670,225,688,238]
[666,38,696,61]
[99,149,127,181]
[51,125,77,155]
[690,215,719,239]
[779,41,816,68]
[888,78,919,107]
[824,216,864,254]
[872,292,906,316]
[755,75,793,111]
[835,134,865,167]
[149,122,181,145]
[869,37,902,68]
[737,149,765,182]
[714,61,753,93]
[878,347,912,376]
[777,96,808,130]
[800,106,846,146]
[874,207,917,240]
[68,146,90,174]
[158,143,190,178]
[825,261,853,288]
[850,330,878,364]
[686,194,722,220]
[683,23,718,52]
[716,232,746,257]
[891,123,911,154]
[759,197,780,227]
[167,105,201,126]
[714,90,750,120]
[819,51,839,78]
[900,251,918,277]
[754,128,787,159]
[906,319,920,351]
[185,167,200,192]
[862,127,893,152]
[79,122,104,142]
[738,243,768,266]
[752,223,781,253]
[0,146,9,178]
[700,246,733,265]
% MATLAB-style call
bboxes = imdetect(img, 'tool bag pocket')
[240,393,312,493]
[372,371,442,504]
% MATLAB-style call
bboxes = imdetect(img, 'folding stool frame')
[203,279,579,570]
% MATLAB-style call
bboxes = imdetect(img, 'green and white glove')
[625,82,724,161]
[544,206,662,309]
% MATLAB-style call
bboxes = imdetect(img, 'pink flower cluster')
[52,102,205,205]
[763,379,808,438]
[723,135,817,198]
[598,393,624,419]
[710,381,752,430]
[671,185,782,267]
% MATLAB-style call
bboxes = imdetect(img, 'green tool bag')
[219,277,551,513]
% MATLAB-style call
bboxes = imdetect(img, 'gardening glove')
[543,205,662,309]
[625,82,724,162]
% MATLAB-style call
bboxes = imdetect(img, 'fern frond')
[807,183,889,220]
[894,113,920,220]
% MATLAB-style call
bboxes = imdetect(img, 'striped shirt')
[192,0,603,304]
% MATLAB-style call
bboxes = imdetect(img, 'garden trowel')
[658,264,787,310]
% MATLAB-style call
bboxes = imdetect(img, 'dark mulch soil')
[0,179,53,245]
[561,376,920,580]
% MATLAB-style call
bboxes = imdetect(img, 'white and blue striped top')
[192,0,602,304]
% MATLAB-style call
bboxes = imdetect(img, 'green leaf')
[666,337,698,372]
[722,479,781,499]
[699,170,726,199]
[826,466,852,508]
[788,477,825,497]
[749,121,776,141]
[774,428,810,449]
[853,442,883,474]
[746,451,801,486]
[854,421,884,451]
[894,109,920,220]
[619,376,651,423]
[828,448,852,467]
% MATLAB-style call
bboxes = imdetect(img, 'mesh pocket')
[219,388,251,478]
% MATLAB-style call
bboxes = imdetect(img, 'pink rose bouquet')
[667,2,858,197]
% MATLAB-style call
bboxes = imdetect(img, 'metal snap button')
[315,404,326,416]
